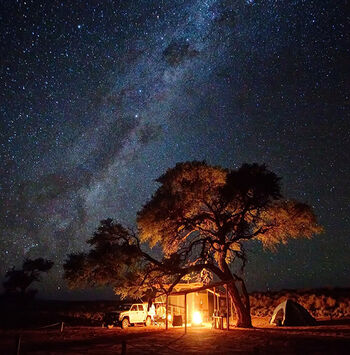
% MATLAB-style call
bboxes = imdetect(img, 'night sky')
[1,0,349,299]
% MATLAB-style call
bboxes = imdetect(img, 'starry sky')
[0,0,349,299]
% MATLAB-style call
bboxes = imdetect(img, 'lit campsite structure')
[154,281,233,332]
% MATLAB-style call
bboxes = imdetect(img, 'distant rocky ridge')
[249,288,350,319]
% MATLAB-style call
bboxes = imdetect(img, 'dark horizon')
[18,283,350,302]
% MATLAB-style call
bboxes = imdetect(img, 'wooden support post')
[121,340,126,355]
[166,294,169,330]
[230,292,234,325]
[184,293,187,334]
[213,287,216,312]
[225,284,229,330]
[16,335,21,355]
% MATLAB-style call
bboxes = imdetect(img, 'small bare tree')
[3,258,54,298]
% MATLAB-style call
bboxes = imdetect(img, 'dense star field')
[0,0,349,298]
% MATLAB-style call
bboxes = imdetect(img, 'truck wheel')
[145,316,152,327]
[121,318,129,329]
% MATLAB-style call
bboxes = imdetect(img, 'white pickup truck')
[104,303,151,329]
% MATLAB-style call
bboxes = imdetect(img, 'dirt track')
[1,318,349,354]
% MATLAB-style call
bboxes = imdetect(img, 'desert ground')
[1,317,349,354]
[1,289,349,354]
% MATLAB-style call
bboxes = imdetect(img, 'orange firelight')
[192,311,202,325]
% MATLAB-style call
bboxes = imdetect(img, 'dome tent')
[270,299,316,326]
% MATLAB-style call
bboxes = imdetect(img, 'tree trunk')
[239,278,251,315]
[218,254,252,328]
[227,281,252,328]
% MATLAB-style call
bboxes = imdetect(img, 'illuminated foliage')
[64,219,180,299]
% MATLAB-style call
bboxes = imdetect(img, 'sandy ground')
[1,317,349,354]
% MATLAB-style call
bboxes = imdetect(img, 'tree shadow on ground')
[252,318,350,335]
[21,328,166,353]
[316,318,350,326]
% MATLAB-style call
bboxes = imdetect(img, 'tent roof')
[169,280,231,296]
[270,299,315,326]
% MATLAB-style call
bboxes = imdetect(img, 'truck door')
[138,304,145,322]
[129,305,138,323]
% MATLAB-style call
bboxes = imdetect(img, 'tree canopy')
[138,162,320,252]
[64,162,322,327]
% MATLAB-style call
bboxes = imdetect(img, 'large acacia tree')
[64,162,322,328]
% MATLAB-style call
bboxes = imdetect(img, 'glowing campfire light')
[192,311,202,325]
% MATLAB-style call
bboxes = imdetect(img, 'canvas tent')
[270,299,316,326]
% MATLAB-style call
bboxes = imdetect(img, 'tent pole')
[214,287,216,312]
[225,284,229,330]
[213,287,217,329]
[166,294,169,330]
[184,293,187,334]
[230,292,234,325]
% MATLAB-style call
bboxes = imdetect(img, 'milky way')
[1,0,349,298]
